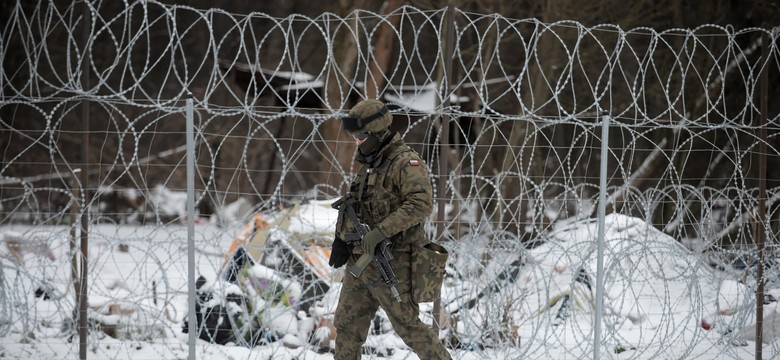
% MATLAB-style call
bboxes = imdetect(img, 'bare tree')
[365,0,406,99]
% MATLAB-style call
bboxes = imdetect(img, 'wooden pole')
[185,94,198,360]
[754,28,770,360]
[69,169,81,331]
[434,2,456,334]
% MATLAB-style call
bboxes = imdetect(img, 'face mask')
[358,129,391,157]
[358,132,382,155]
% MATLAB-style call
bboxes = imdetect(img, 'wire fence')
[1,1,779,359]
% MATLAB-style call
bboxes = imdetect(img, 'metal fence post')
[594,113,610,360]
[78,2,91,359]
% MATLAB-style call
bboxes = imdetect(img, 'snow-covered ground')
[1,199,778,359]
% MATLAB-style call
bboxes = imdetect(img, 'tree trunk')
[319,1,368,189]
[365,0,405,99]
[496,17,552,239]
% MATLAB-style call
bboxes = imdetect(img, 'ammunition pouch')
[410,242,449,303]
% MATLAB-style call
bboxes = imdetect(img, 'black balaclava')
[358,128,392,163]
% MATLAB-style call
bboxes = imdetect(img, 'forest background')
[1,0,779,240]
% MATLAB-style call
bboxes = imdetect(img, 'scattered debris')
[183,200,340,348]
[34,286,52,300]
[2,231,56,263]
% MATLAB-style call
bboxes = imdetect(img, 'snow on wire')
[1,1,779,359]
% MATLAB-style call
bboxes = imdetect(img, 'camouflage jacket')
[335,133,433,249]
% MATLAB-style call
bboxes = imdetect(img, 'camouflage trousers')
[334,251,452,360]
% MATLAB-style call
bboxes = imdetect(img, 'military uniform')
[330,100,451,360]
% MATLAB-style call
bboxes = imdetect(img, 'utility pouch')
[410,242,449,303]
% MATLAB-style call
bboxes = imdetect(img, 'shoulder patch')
[408,159,420,166]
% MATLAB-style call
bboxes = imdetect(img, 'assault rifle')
[332,197,401,302]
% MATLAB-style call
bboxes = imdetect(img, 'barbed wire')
[1,1,779,359]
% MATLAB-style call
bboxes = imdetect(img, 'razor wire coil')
[1,1,780,359]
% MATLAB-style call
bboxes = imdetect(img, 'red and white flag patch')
[409,159,420,166]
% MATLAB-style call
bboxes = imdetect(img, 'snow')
[148,184,189,220]
[384,83,470,113]
[1,195,779,359]
[285,199,339,235]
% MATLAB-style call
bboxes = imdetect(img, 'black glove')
[329,237,351,268]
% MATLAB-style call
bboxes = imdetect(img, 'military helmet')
[342,99,391,136]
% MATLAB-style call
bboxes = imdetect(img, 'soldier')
[329,99,452,359]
